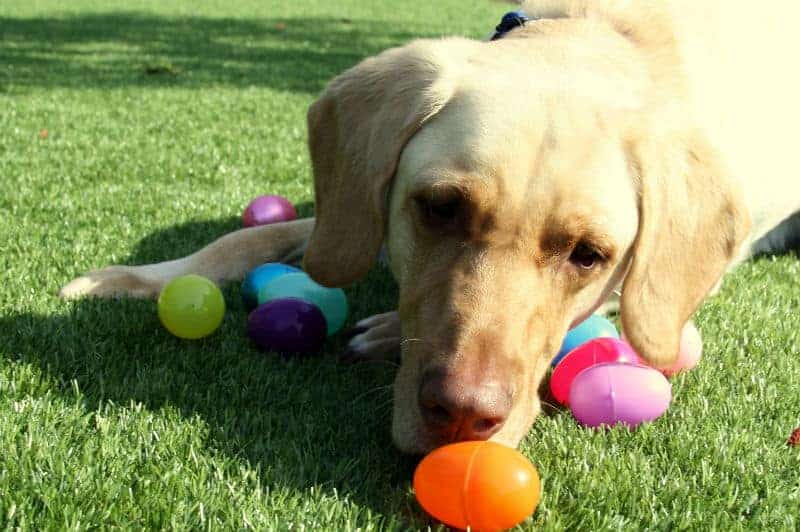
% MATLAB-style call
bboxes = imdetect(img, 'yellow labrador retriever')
[61,0,800,453]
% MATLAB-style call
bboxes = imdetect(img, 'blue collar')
[490,10,531,41]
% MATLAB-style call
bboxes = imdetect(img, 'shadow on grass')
[1,8,450,526]
[0,216,425,526]
[751,212,800,259]
[0,13,420,92]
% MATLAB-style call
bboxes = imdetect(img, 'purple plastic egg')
[550,337,643,406]
[242,195,297,227]
[569,362,671,428]
[247,298,326,354]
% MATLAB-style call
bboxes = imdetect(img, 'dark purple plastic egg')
[247,298,326,354]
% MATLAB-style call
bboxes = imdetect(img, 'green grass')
[1,1,799,530]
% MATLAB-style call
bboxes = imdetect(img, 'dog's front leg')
[60,218,315,300]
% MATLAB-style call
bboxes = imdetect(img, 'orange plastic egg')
[413,441,541,531]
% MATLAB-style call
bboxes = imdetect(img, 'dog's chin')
[389,344,548,454]
[391,431,440,455]
[390,400,541,455]
[390,405,439,454]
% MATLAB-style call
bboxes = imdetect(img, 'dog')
[60,0,800,454]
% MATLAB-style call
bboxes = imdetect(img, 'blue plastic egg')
[552,314,619,367]
[241,263,301,309]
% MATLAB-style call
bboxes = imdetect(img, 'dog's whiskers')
[351,384,393,404]
[346,357,401,369]
[400,337,425,347]
[367,399,395,423]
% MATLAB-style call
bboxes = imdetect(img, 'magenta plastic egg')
[242,195,297,227]
[569,362,672,428]
[549,337,643,406]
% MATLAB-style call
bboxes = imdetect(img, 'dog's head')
[303,32,749,453]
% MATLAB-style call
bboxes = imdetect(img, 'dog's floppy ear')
[621,129,751,368]
[303,40,463,287]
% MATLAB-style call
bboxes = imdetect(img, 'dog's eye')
[569,242,603,270]
[416,195,462,226]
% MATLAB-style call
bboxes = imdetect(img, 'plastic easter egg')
[247,298,327,354]
[414,441,540,532]
[552,314,619,366]
[550,337,643,406]
[257,272,348,335]
[241,262,302,309]
[242,194,297,227]
[158,275,225,339]
[569,362,672,428]
[662,322,703,377]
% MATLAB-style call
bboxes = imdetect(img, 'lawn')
[1,1,799,530]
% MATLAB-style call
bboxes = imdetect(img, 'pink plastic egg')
[549,338,643,406]
[662,322,703,377]
[569,362,671,428]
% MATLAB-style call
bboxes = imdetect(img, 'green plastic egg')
[257,272,348,335]
[158,275,225,339]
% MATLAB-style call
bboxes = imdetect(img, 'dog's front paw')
[59,266,165,300]
[342,311,401,363]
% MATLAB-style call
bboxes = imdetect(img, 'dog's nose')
[418,370,511,441]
